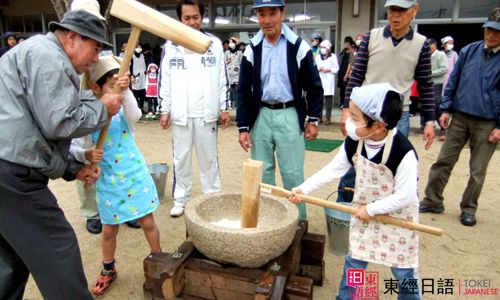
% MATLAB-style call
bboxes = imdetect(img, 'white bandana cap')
[81,55,122,90]
[441,36,453,44]
[351,83,402,124]
[320,40,332,49]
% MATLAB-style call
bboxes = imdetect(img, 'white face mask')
[446,44,454,51]
[355,39,361,46]
[320,48,328,55]
[346,117,374,141]
[312,41,318,47]
[228,42,236,50]
[135,47,142,53]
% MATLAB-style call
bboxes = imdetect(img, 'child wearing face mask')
[290,82,421,300]
[145,63,159,117]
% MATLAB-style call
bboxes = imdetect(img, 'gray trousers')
[422,112,497,214]
[0,159,92,300]
[322,95,334,121]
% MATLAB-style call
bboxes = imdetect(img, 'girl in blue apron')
[80,56,161,295]
[291,83,421,300]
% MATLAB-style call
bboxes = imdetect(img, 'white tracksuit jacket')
[158,33,229,124]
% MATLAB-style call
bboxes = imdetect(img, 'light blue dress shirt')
[260,33,294,103]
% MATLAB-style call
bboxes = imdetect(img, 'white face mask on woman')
[446,44,454,51]
[320,47,328,55]
[135,47,142,53]
[345,117,374,141]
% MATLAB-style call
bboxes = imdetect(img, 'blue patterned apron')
[92,111,159,225]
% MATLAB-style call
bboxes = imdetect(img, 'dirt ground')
[23,116,500,300]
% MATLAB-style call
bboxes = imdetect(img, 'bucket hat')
[49,10,111,47]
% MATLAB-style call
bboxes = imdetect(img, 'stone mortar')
[184,192,299,268]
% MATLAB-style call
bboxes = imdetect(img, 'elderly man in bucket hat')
[419,6,500,227]
[236,0,323,220]
[0,9,122,300]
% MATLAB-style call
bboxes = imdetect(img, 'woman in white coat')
[315,40,339,125]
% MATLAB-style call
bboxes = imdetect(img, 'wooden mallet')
[90,0,212,172]
[240,159,263,228]
[260,183,444,236]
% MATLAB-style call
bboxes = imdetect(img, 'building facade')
[0,0,498,54]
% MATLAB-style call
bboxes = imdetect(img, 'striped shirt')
[345,26,435,122]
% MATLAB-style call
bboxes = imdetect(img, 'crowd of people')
[0,0,498,298]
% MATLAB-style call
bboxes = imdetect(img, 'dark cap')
[48,10,111,47]
[427,38,437,45]
[253,0,285,8]
[3,31,16,41]
[483,7,500,31]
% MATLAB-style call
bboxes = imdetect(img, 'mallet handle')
[90,26,142,172]
[260,183,443,237]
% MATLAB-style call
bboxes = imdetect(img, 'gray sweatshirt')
[0,33,107,179]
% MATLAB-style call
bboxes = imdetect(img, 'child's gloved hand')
[85,149,104,164]
[289,187,304,203]
[354,205,373,221]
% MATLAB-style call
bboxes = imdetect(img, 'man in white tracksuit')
[158,0,230,217]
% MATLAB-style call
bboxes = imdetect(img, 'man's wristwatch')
[309,121,319,126]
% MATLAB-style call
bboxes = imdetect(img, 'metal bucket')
[148,163,169,201]
[324,202,352,256]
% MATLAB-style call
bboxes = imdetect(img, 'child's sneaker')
[92,268,117,295]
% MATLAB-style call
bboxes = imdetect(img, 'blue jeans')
[397,111,410,138]
[337,167,355,203]
[336,256,420,300]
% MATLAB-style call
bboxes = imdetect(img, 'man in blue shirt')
[419,7,500,226]
[236,0,323,219]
